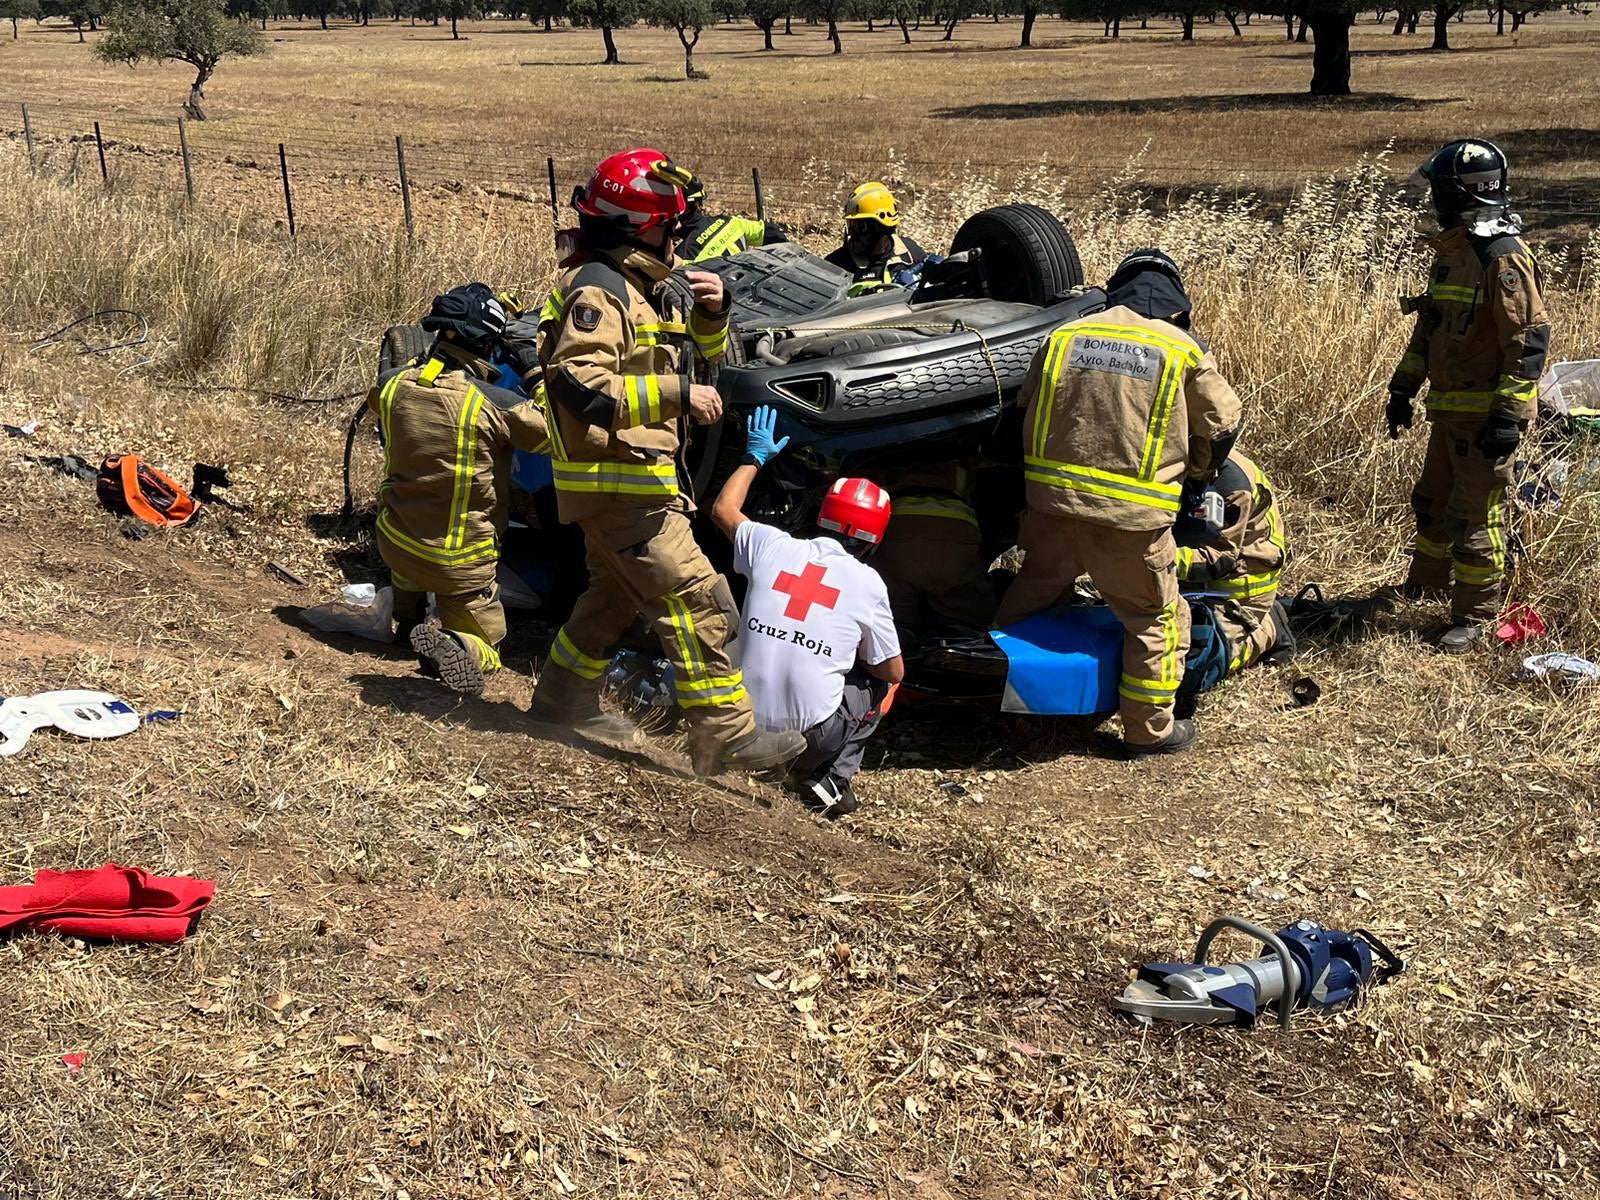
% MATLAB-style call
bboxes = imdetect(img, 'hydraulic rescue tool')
[1112,916,1406,1030]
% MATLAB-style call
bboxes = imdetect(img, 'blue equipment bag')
[992,598,1234,716]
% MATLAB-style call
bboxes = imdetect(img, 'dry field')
[3,19,1600,1200]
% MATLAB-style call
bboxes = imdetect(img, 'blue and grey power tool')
[1112,917,1406,1030]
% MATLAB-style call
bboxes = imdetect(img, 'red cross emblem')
[772,562,840,621]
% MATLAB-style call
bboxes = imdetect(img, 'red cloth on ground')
[0,864,214,944]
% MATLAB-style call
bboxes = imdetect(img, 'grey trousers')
[791,668,889,785]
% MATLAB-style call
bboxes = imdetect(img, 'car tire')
[949,204,1084,306]
[378,324,430,377]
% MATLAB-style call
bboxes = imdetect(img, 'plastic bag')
[301,586,396,643]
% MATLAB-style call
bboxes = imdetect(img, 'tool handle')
[1194,916,1300,1031]
[1353,928,1408,985]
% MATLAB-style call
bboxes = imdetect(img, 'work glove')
[1475,414,1523,459]
[744,405,790,467]
[1386,392,1414,440]
[502,341,541,387]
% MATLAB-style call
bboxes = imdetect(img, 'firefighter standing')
[525,148,806,774]
[994,249,1243,756]
[1174,450,1295,672]
[1386,139,1551,653]
[369,284,550,696]
[871,463,997,645]
[824,182,928,296]
[676,170,788,263]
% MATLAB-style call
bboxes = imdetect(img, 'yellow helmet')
[843,182,900,227]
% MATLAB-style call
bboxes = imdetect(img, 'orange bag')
[95,455,200,527]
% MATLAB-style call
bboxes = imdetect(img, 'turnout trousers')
[380,533,506,674]
[545,507,756,748]
[1214,597,1283,673]
[996,510,1190,745]
[1404,417,1512,623]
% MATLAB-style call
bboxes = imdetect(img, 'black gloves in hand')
[1386,392,1414,440]
[1475,414,1523,459]
[502,341,541,384]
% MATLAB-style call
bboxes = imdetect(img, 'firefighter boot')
[1432,621,1483,655]
[410,624,496,696]
[528,664,641,748]
[1261,600,1298,666]
[689,727,808,779]
[1126,718,1197,759]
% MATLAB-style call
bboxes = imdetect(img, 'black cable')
[30,310,150,356]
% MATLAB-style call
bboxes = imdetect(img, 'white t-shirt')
[732,521,901,734]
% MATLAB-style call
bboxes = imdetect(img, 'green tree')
[568,0,637,61]
[527,0,563,29]
[646,0,710,76]
[2,0,41,37]
[746,0,784,47]
[1259,1,1356,94]
[95,0,266,118]
[42,0,105,40]
[800,0,844,52]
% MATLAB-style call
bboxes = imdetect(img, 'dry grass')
[2,30,1600,1199]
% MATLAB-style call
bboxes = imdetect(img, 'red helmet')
[817,477,892,546]
[573,148,688,236]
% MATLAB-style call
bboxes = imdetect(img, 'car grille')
[840,333,1045,410]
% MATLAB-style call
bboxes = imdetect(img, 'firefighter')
[676,170,788,263]
[993,249,1243,756]
[871,463,997,645]
[824,182,928,296]
[1174,450,1295,672]
[369,283,551,696]
[1386,139,1551,653]
[524,148,806,775]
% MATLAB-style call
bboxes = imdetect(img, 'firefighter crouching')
[994,249,1243,756]
[824,182,928,296]
[872,463,998,646]
[370,284,550,695]
[1175,450,1295,672]
[523,148,807,775]
[1386,138,1551,653]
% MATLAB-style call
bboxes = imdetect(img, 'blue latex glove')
[745,405,790,466]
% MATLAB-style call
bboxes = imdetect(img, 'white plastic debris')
[1515,653,1600,686]
[0,691,143,758]
[340,582,378,606]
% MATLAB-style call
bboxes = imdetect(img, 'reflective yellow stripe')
[1397,353,1426,376]
[1139,345,1188,482]
[1024,456,1182,512]
[377,374,403,480]
[541,288,566,323]
[1426,390,1497,414]
[1429,283,1478,304]
[551,460,678,497]
[1454,562,1503,585]
[1161,599,1180,688]
[893,498,979,528]
[376,509,497,566]
[1495,374,1538,405]
[693,326,728,359]
[622,376,665,428]
[1213,570,1282,601]
[1415,534,1452,560]
[418,356,446,386]
[663,592,705,679]
[549,627,609,680]
[1031,329,1071,459]
[1119,674,1178,704]
[1175,545,1196,576]
[444,387,484,551]
[1486,489,1504,572]
[674,670,747,708]
[636,321,689,348]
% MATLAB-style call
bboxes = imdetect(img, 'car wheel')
[949,204,1084,306]
[378,324,430,378]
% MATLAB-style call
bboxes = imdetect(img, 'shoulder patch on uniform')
[572,303,603,332]
[1500,267,1521,293]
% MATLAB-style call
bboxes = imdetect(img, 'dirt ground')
[2,327,1598,1199]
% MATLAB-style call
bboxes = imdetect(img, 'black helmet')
[1106,248,1193,328]
[681,170,706,212]
[420,282,509,356]
[1412,139,1510,214]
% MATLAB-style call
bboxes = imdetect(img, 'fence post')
[177,118,195,203]
[546,156,558,217]
[395,135,414,241]
[278,143,296,237]
[752,166,766,222]
[93,121,109,188]
[21,104,35,174]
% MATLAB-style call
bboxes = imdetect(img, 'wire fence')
[5,95,1599,241]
